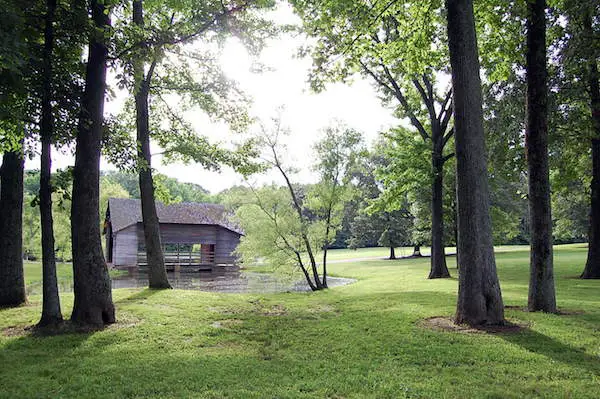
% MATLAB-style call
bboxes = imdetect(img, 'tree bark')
[389,246,396,260]
[38,0,62,326]
[581,11,600,279]
[0,150,26,307]
[412,245,422,257]
[429,130,450,278]
[70,0,115,327]
[133,0,171,289]
[446,0,505,326]
[526,0,556,312]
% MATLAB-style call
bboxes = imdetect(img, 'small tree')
[236,120,362,291]
[377,211,413,260]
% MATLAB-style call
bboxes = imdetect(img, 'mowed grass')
[23,261,125,295]
[1,245,599,398]
[325,243,588,260]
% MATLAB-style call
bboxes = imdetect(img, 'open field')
[325,243,589,260]
[1,245,599,398]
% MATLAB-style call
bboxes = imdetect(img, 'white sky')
[27,4,398,194]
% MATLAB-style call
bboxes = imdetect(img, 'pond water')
[27,266,356,295]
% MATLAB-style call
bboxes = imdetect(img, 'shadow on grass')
[115,287,164,304]
[0,323,96,373]
[500,328,600,376]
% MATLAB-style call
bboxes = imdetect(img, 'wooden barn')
[104,198,242,269]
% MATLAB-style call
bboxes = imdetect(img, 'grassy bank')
[1,245,599,398]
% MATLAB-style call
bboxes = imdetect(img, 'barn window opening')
[137,242,216,266]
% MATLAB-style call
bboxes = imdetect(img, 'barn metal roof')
[106,198,243,235]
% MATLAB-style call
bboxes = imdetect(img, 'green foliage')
[100,171,212,204]
[474,0,527,82]
[21,192,72,262]
[236,122,364,283]
[22,169,74,261]
[372,129,456,246]
[292,0,447,92]
[235,185,303,271]
[105,0,276,178]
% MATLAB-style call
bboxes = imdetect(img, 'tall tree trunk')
[133,0,171,289]
[321,203,335,288]
[581,11,600,279]
[446,0,505,326]
[452,195,460,271]
[38,0,62,326]
[0,150,26,307]
[429,135,450,278]
[70,0,115,327]
[389,246,396,260]
[526,0,556,312]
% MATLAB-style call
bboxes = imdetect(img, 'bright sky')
[27,4,398,194]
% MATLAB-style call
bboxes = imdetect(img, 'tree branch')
[412,76,436,122]
[379,63,430,140]
[442,152,455,164]
[110,2,250,61]
[442,127,454,148]
[248,183,317,291]
[438,88,452,122]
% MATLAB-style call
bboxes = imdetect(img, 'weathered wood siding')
[155,223,218,244]
[215,227,240,264]
[113,224,138,266]
[113,223,240,267]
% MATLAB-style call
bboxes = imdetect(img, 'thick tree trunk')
[0,150,26,307]
[389,246,396,260]
[581,11,600,279]
[38,0,62,326]
[446,0,505,326]
[70,0,115,327]
[526,0,556,312]
[429,137,450,278]
[133,0,171,289]
[452,197,460,271]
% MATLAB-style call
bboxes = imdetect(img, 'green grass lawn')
[23,261,125,295]
[1,245,599,398]
[326,243,589,260]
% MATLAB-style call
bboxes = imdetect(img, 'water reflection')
[27,266,356,295]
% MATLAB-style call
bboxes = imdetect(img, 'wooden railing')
[137,248,215,266]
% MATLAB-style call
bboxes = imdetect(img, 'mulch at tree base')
[419,316,527,334]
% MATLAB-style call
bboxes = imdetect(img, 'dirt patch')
[419,317,527,334]
[260,304,287,316]
[207,306,244,315]
[307,304,338,314]
[2,325,32,337]
[211,319,244,329]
